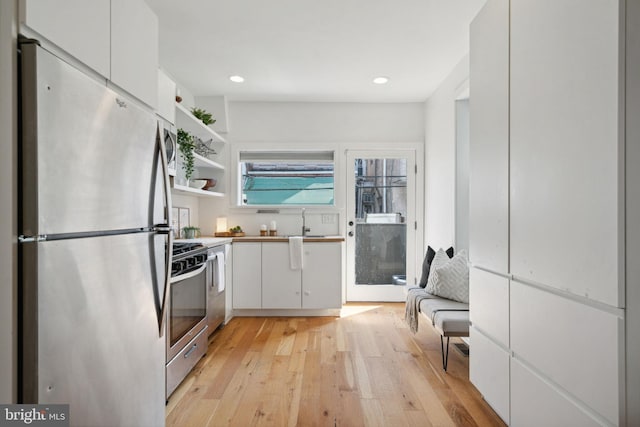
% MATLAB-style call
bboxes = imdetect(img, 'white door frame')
[344,148,420,302]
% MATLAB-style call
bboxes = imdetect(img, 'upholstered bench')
[418,295,469,371]
[406,246,470,371]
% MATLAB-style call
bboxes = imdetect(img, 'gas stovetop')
[171,243,208,277]
[172,242,205,255]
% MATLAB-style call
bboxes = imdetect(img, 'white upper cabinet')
[20,0,110,78]
[20,0,159,109]
[469,0,510,274]
[157,69,176,124]
[111,0,158,109]
[509,0,621,307]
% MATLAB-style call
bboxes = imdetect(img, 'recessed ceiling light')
[373,76,389,85]
[229,75,245,83]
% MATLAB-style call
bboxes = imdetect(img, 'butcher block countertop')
[232,235,345,243]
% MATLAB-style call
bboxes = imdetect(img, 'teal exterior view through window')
[240,156,335,205]
[242,175,334,205]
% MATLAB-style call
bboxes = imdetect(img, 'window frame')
[232,145,338,209]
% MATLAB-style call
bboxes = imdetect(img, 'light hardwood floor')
[166,303,506,427]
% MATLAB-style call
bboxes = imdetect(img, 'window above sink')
[237,150,335,207]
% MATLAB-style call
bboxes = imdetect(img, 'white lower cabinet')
[301,243,342,309]
[233,241,342,310]
[262,243,301,309]
[232,243,261,309]
[469,326,510,424]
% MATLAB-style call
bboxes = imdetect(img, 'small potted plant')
[229,225,245,237]
[177,128,195,181]
[182,226,200,239]
[191,107,216,126]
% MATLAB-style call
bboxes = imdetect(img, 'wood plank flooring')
[166,303,506,427]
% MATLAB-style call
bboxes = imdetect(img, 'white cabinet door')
[21,0,110,78]
[510,0,621,306]
[511,359,601,427]
[469,268,509,346]
[262,243,301,309]
[157,69,176,124]
[302,243,342,309]
[469,326,510,424]
[232,243,262,309]
[111,0,159,108]
[511,282,622,424]
[469,0,509,274]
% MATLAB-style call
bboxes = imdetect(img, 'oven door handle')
[170,263,207,283]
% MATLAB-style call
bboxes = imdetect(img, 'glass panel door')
[346,150,416,301]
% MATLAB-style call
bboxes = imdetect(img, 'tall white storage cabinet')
[468,0,510,423]
[470,0,631,425]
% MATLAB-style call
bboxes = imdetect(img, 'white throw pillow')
[430,250,469,303]
[425,248,450,293]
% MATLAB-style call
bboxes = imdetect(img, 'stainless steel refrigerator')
[18,41,172,427]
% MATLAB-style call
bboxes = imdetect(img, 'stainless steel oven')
[166,243,209,398]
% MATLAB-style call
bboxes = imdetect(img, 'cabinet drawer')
[511,358,601,427]
[469,268,509,346]
[469,326,509,424]
[166,326,207,398]
[511,282,622,424]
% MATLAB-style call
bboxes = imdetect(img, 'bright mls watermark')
[0,405,68,427]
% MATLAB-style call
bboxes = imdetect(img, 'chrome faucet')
[301,208,311,236]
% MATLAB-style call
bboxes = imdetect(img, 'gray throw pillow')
[425,248,450,293]
[429,250,469,303]
[419,246,454,288]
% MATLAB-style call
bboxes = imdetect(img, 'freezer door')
[21,232,167,426]
[21,43,161,236]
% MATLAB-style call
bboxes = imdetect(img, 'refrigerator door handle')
[156,124,173,338]
[154,225,172,233]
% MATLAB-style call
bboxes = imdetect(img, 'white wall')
[200,102,425,232]
[424,55,469,249]
[455,98,470,252]
[172,193,201,236]
[196,101,424,234]
[0,0,17,404]
[228,101,424,143]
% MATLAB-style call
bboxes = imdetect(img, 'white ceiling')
[146,0,486,102]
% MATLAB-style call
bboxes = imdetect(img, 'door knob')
[348,221,354,226]
[348,231,354,237]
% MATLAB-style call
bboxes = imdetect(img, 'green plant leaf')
[191,107,216,125]
[177,128,196,180]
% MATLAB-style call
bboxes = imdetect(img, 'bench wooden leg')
[440,335,450,371]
